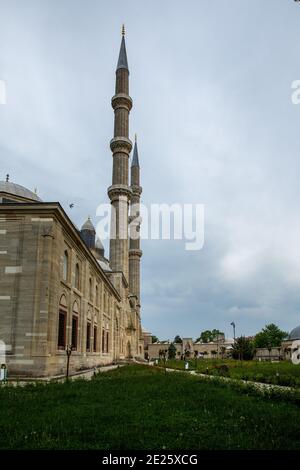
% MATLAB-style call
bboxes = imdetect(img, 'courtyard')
[0,365,299,450]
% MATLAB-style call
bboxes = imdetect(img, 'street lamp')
[231,322,236,342]
[66,344,72,382]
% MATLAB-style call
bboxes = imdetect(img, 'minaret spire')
[108,29,133,281]
[116,26,129,73]
[108,29,143,359]
[131,135,140,168]
[129,134,142,305]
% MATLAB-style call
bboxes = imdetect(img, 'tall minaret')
[108,26,132,281]
[129,135,142,304]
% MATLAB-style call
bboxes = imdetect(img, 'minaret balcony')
[110,136,132,154]
[111,93,133,111]
[129,248,143,258]
[131,184,142,196]
[107,184,132,201]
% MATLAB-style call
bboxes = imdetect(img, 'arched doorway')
[126,341,132,359]
[114,318,119,359]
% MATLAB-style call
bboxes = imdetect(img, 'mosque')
[0,29,144,377]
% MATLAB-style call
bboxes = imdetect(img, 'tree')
[151,335,159,343]
[211,329,224,341]
[168,343,176,359]
[174,335,182,343]
[159,349,168,375]
[159,349,167,361]
[196,329,224,343]
[253,324,288,349]
[184,348,190,359]
[231,336,254,360]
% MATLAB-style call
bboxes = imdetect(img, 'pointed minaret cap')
[131,134,140,168]
[81,216,96,232]
[116,25,129,72]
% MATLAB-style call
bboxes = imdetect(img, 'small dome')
[0,181,42,202]
[97,259,112,272]
[80,217,96,250]
[225,337,234,343]
[289,326,300,341]
[81,217,95,232]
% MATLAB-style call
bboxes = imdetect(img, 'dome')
[289,326,300,341]
[81,217,95,232]
[0,181,42,202]
[97,259,112,272]
[224,337,234,344]
[80,217,96,250]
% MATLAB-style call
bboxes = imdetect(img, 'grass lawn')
[0,365,299,450]
[161,359,300,387]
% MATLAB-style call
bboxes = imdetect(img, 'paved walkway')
[156,366,295,394]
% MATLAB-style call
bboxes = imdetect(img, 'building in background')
[147,336,234,360]
[142,328,152,358]
[254,325,300,361]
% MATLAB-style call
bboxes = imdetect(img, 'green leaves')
[254,324,288,349]
[196,329,224,343]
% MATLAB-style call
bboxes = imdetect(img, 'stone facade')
[0,31,144,378]
[254,340,297,361]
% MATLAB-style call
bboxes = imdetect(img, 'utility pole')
[66,344,72,382]
[231,322,236,342]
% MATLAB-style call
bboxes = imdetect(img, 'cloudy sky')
[1,0,300,340]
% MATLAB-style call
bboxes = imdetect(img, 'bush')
[276,375,296,387]
[253,373,265,383]
[214,364,230,377]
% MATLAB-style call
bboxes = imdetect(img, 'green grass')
[162,359,300,387]
[0,365,299,450]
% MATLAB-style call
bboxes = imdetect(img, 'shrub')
[214,364,230,377]
[253,373,265,383]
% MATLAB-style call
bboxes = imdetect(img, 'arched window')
[93,326,97,352]
[59,294,67,308]
[106,331,109,353]
[89,278,92,301]
[63,251,68,281]
[104,291,107,312]
[58,294,67,350]
[75,263,80,290]
[95,285,98,306]
[86,322,91,352]
[71,301,79,351]
[105,292,109,313]
[102,329,105,353]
